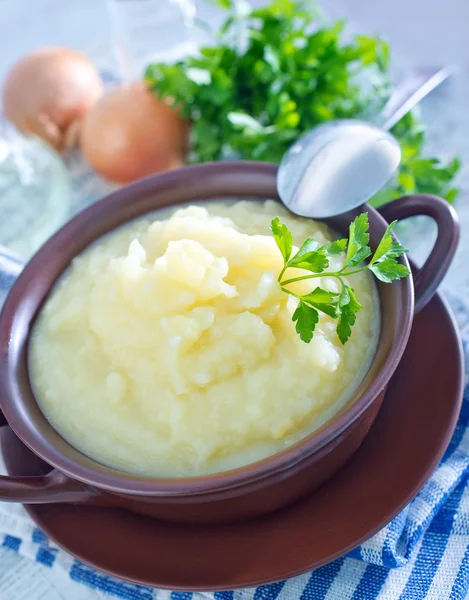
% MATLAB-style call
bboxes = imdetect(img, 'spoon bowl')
[277,120,401,218]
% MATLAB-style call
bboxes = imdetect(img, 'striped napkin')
[0,274,468,599]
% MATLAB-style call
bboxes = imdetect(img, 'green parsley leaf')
[369,260,411,283]
[313,303,340,319]
[327,238,348,256]
[337,303,358,344]
[301,287,339,305]
[370,221,408,265]
[300,287,339,319]
[336,285,362,344]
[386,240,407,260]
[288,237,318,257]
[287,237,318,264]
[370,222,395,264]
[287,247,329,272]
[344,213,371,267]
[346,285,362,312]
[292,301,319,343]
[336,283,362,318]
[338,284,350,308]
[348,245,372,268]
[270,217,292,264]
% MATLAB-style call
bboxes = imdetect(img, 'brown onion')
[2,47,103,151]
[79,82,188,184]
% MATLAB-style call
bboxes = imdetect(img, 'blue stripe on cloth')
[381,510,409,568]
[450,541,469,600]
[70,561,154,600]
[32,528,50,546]
[253,581,285,600]
[2,534,21,552]
[443,386,469,461]
[428,476,468,536]
[399,480,467,599]
[400,481,456,563]
[351,564,388,599]
[214,593,234,600]
[171,593,193,600]
[300,558,345,600]
[347,546,362,561]
[35,546,57,567]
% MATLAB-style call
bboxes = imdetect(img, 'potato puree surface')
[29,201,379,477]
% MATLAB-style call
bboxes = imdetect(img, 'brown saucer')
[1,292,464,591]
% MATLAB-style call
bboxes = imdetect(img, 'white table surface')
[0,0,468,598]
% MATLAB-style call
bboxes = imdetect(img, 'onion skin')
[79,82,188,184]
[2,47,103,151]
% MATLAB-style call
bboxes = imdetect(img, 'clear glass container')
[0,122,71,259]
[106,0,197,81]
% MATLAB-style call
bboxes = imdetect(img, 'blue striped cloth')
[1,279,469,598]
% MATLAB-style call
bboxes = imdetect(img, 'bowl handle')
[377,194,460,313]
[0,415,97,504]
[0,469,97,504]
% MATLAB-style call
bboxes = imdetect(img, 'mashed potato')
[29,201,379,476]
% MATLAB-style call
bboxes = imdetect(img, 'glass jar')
[106,0,197,81]
[0,122,71,259]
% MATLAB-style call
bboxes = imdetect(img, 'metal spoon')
[277,66,454,219]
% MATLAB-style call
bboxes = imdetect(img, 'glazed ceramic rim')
[0,161,414,496]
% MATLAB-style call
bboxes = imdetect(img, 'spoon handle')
[377,66,455,131]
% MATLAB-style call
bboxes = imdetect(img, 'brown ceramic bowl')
[0,162,460,525]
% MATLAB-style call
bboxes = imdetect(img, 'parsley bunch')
[271,213,410,344]
[145,0,460,206]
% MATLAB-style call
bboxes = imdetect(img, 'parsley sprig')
[271,213,410,344]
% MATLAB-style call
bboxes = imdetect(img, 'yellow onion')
[79,82,188,184]
[2,47,103,151]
